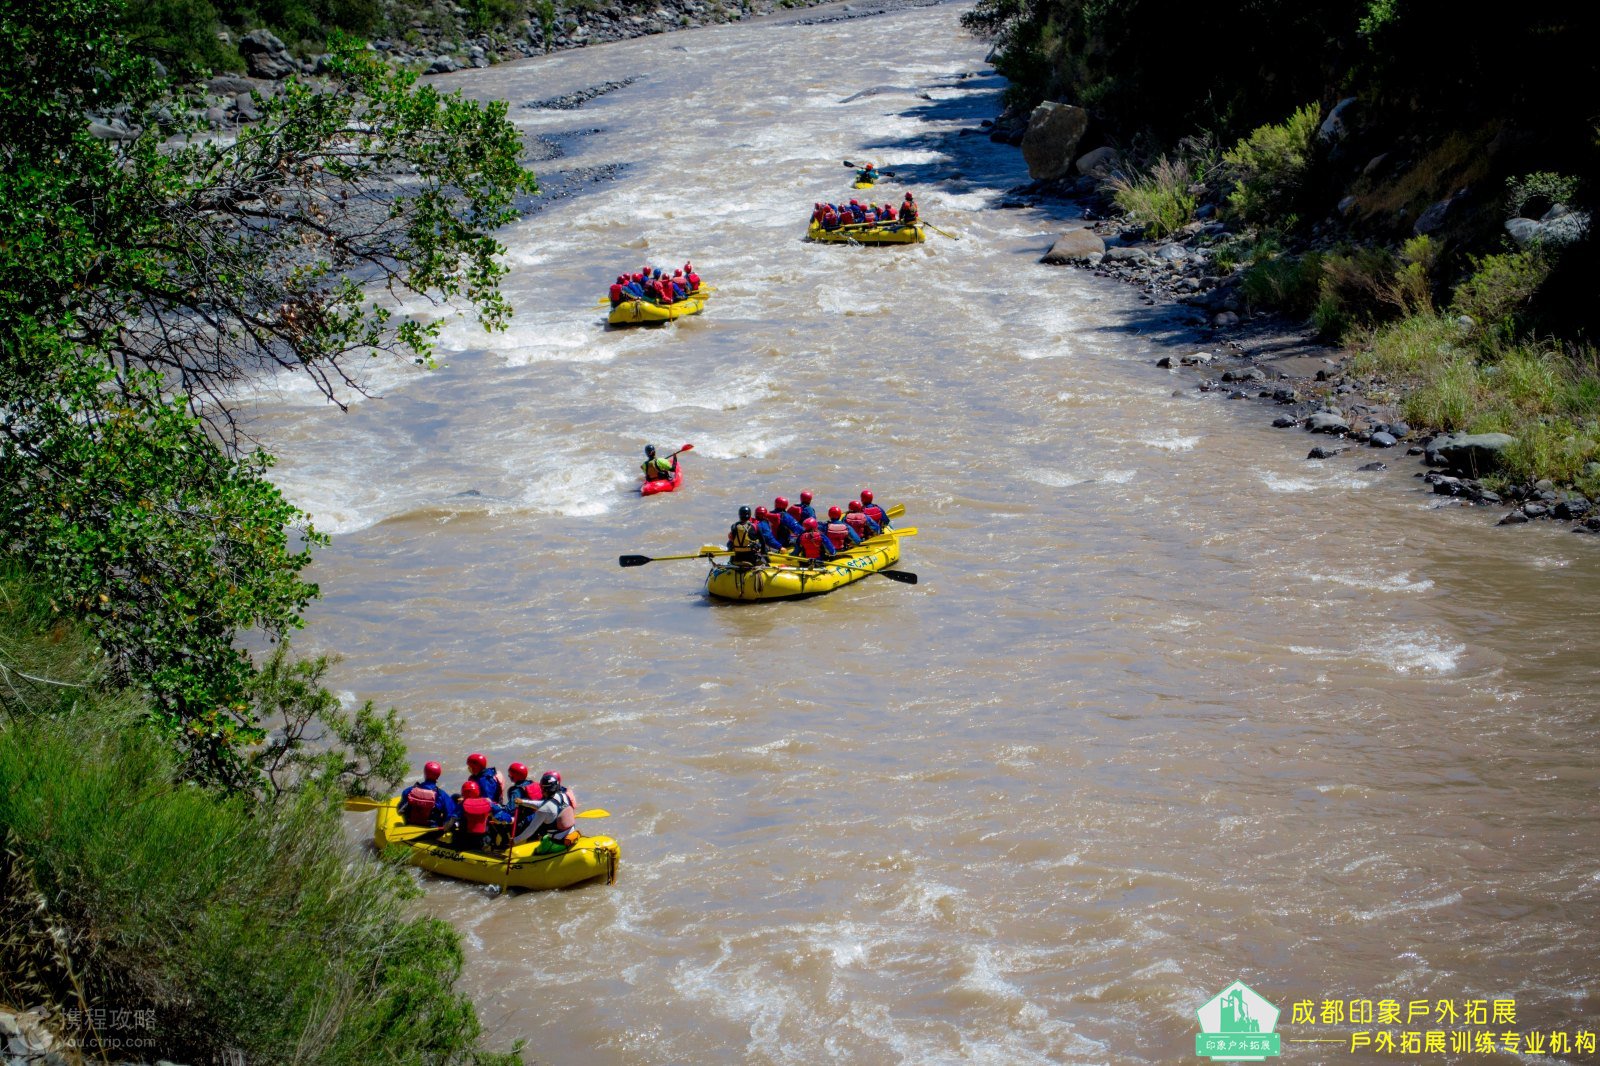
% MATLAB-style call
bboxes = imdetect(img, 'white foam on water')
[1364,628,1466,676]
[1309,570,1435,593]
[697,430,797,460]
[1143,434,1199,451]
[1353,891,1464,922]
[1261,475,1320,493]
[626,370,774,414]
[515,457,634,516]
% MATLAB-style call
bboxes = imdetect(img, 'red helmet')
[803,517,818,531]
[848,500,863,512]
[773,496,789,512]
[904,192,914,200]
[508,762,528,782]
[466,753,487,773]
[787,505,803,519]
[755,505,770,520]
[860,489,874,504]
[461,780,481,798]
[423,761,442,781]
[800,490,813,504]
[828,505,843,520]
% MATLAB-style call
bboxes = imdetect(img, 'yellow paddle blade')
[886,526,916,537]
[343,796,393,812]
[577,809,610,819]
[886,503,906,518]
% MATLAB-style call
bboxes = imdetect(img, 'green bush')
[0,565,515,1066]
[1222,103,1321,224]
[1241,251,1324,316]
[1451,250,1551,338]
[1110,155,1196,238]
[1505,171,1581,218]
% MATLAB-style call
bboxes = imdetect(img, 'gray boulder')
[1413,196,1456,236]
[1307,411,1350,434]
[208,74,257,94]
[1426,432,1516,475]
[1041,229,1105,264]
[1020,101,1090,181]
[1317,97,1357,142]
[234,92,260,121]
[427,55,460,74]
[1105,246,1148,264]
[1506,211,1591,248]
[1369,431,1398,448]
[240,29,295,78]
[1074,146,1122,180]
[1212,311,1239,328]
[87,119,138,140]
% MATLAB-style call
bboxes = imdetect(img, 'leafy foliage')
[0,571,512,1064]
[0,0,536,788]
[1222,104,1322,225]
[1110,155,1196,238]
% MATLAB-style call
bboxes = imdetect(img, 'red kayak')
[641,465,682,496]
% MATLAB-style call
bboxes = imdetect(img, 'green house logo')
[1195,981,1281,1061]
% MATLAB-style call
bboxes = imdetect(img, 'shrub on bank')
[1110,155,1197,238]
[1222,103,1321,226]
[0,565,516,1066]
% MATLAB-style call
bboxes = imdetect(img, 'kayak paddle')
[842,160,897,177]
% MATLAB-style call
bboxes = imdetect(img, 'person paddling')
[794,517,836,563]
[844,499,882,540]
[727,505,767,567]
[454,779,494,851]
[641,444,677,483]
[860,488,891,530]
[463,752,507,805]
[771,496,805,547]
[751,508,786,553]
[514,771,581,852]
[823,505,862,550]
[398,761,455,827]
[857,161,879,185]
[898,192,919,224]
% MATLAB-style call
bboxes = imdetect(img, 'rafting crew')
[844,499,882,540]
[611,262,703,306]
[399,761,456,827]
[860,488,891,530]
[813,200,910,231]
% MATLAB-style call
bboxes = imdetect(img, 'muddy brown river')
[245,3,1600,1061]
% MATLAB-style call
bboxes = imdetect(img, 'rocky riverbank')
[988,101,1600,537]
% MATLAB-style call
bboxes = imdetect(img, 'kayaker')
[860,488,890,530]
[823,505,862,550]
[514,771,581,852]
[464,752,507,805]
[641,444,677,482]
[795,517,836,562]
[454,779,494,852]
[771,496,805,546]
[798,490,817,523]
[751,508,786,553]
[857,162,878,184]
[726,505,767,567]
[844,499,882,540]
[398,761,455,827]
[898,192,919,223]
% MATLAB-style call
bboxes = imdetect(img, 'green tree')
[0,0,538,788]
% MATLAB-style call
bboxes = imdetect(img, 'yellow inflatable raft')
[608,292,708,326]
[705,534,901,601]
[806,220,925,245]
[374,802,619,890]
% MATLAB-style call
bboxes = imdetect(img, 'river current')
[246,3,1600,1061]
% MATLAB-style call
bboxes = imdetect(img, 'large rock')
[207,74,257,94]
[1307,411,1349,434]
[1074,146,1122,180]
[1425,432,1516,476]
[1317,97,1357,142]
[1020,101,1089,181]
[240,29,295,78]
[1506,209,1591,248]
[1041,229,1105,264]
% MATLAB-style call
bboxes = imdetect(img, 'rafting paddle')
[923,221,961,240]
[620,549,732,567]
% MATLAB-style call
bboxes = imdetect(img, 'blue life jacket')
[799,504,817,523]
[753,519,784,552]
[468,768,503,804]
[776,511,806,540]
[623,282,644,299]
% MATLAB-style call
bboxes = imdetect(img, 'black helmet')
[738,505,752,520]
[539,771,561,794]
[644,444,656,457]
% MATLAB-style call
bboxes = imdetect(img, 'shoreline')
[1016,193,1600,538]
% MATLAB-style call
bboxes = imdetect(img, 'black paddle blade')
[878,569,918,585]
[619,555,652,567]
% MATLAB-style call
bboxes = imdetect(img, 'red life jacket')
[402,786,437,826]
[822,208,839,227]
[844,511,869,538]
[656,280,673,304]
[687,272,700,290]
[461,796,492,834]
[798,530,827,558]
[825,521,852,550]
[864,504,887,527]
[609,283,624,305]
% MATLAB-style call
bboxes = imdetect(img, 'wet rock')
[1498,510,1530,525]
[1476,490,1503,504]
[1272,415,1299,428]
[1431,475,1463,496]
[1041,229,1105,264]
[1155,356,1172,368]
[1074,145,1122,179]
[1307,445,1339,459]
[1388,420,1410,438]
[427,55,460,74]
[87,119,137,140]
[1553,496,1591,520]
[1179,351,1213,366]
[1369,431,1398,448]
[234,92,260,121]
[1358,461,1387,472]
[1104,246,1148,264]
[1020,101,1089,181]
[1220,367,1264,383]
[1523,503,1549,518]
[1227,389,1248,399]
[1426,432,1516,476]
[1212,311,1239,328]
[1307,411,1349,434]
[1272,387,1300,404]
